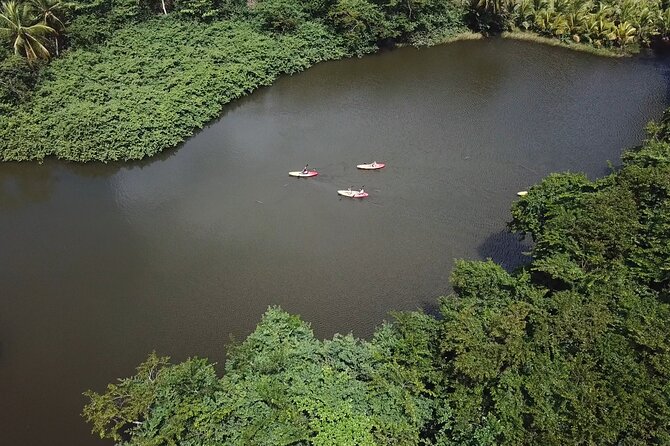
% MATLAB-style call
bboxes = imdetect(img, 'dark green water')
[1,39,669,445]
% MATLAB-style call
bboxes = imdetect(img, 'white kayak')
[357,162,385,170]
[338,190,369,198]
[516,190,528,197]
[289,170,318,178]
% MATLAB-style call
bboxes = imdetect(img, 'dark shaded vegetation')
[84,113,670,444]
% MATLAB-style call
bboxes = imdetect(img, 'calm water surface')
[1,39,669,445]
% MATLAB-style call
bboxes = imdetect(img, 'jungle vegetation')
[2,0,670,161]
[470,0,670,50]
[84,110,670,444]
[0,0,467,161]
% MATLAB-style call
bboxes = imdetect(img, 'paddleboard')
[357,162,385,170]
[338,190,369,198]
[289,170,318,178]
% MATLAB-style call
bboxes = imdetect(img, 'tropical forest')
[1,0,669,445]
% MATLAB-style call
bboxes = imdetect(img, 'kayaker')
[301,164,309,174]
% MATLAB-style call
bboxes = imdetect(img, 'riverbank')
[3,32,668,446]
[500,31,627,58]
[404,30,483,47]
[83,101,670,443]
[1,19,476,162]
[0,19,348,162]
[0,18,646,162]
[0,0,472,163]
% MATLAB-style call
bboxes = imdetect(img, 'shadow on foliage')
[420,300,442,319]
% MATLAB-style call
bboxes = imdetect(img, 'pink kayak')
[338,190,368,198]
[357,162,385,170]
[289,170,318,178]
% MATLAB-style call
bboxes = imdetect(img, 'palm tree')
[473,0,506,16]
[656,7,670,40]
[626,2,658,44]
[565,9,586,38]
[535,8,568,36]
[592,14,616,47]
[612,21,637,49]
[514,0,538,30]
[579,15,597,43]
[29,0,64,55]
[0,0,55,61]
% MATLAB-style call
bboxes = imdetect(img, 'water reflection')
[477,229,533,272]
[0,163,56,209]
[1,39,669,446]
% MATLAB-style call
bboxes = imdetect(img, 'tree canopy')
[84,112,670,444]
[6,0,670,162]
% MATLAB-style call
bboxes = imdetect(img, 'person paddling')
[301,164,309,174]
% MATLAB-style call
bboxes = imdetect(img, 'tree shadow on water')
[477,229,533,272]
[420,300,442,319]
[417,230,533,319]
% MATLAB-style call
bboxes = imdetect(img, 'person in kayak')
[301,164,309,174]
[371,161,377,167]
[358,187,365,195]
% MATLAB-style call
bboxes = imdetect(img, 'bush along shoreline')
[0,0,469,162]
[83,109,670,444]
[3,0,670,162]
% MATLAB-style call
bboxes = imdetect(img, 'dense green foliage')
[0,0,466,161]
[0,0,59,60]
[0,52,40,111]
[84,114,670,443]
[1,18,347,161]
[84,310,434,445]
[3,0,670,162]
[468,0,670,50]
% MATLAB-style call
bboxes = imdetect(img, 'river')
[1,38,669,445]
